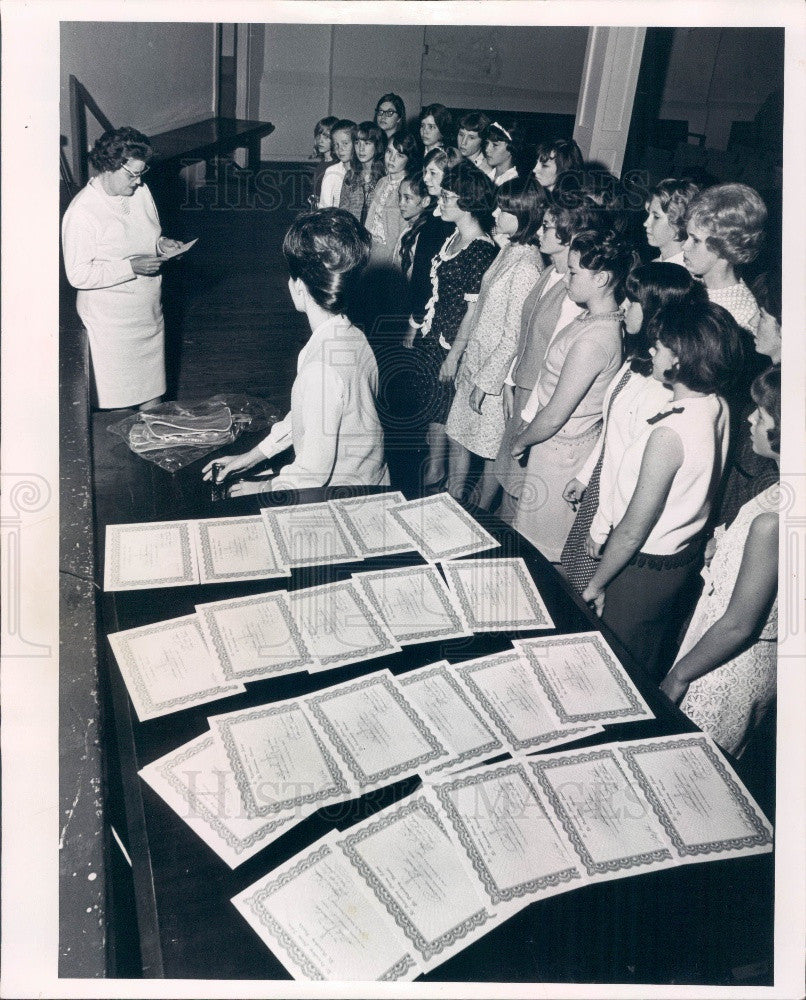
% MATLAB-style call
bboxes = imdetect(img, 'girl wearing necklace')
[511,227,631,562]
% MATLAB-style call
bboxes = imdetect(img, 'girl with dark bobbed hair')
[581,298,746,682]
[532,138,583,192]
[664,363,779,757]
[62,126,184,410]
[483,120,520,186]
[374,93,406,141]
[560,262,708,591]
[203,209,389,492]
[339,121,387,225]
[420,103,454,154]
[411,159,498,490]
[511,227,629,562]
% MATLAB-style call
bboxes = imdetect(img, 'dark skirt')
[601,538,705,685]
[411,333,455,426]
[560,455,604,592]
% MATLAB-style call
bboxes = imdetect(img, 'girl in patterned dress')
[444,177,545,505]
[661,366,780,757]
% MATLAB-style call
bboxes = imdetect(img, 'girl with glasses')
[374,93,406,141]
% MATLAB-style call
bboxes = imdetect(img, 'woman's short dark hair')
[400,170,430,202]
[282,208,371,314]
[375,93,406,124]
[550,194,605,247]
[685,183,767,266]
[750,364,781,453]
[647,299,747,395]
[390,131,421,171]
[648,178,701,241]
[314,116,339,138]
[750,267,782,324]
[89,126,152,172]
[535,137,583,176]
[496,177,546,246]
[441,159,497,233]
[568,228,636,298]
[624,262,709,374]
[459,111,492,135]
[486,119,521,157]
[421,103,454,144]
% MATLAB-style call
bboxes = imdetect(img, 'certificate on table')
[261,501,360,568]
[616,734,773,862]
[196,590,317,683]
[139,732,314,869]
[304,670,448,791]
[515,631,653,726]
[388,493,500,563]
[397,661,506,777]
[526,744,677,882]
[208,700,357,817]
[334,791,498,973]
[107,614,245,722]
[441,557,554,632]
[104,519,198,590]
[232,835,421,981]
[328,491,419,557]
[190,515,290,584]
[454,650,602,755]
[353,565,471,646]
[289,579,401,673]
[425,759,583,917]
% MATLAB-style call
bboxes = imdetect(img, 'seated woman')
[444,177,545,505]
[318,119,356,209]
[419,103,453,155]
[532,137,583,193]
[580,299,746,682]
[560,262,708,592]
[413,159,498,492]
[682,182,767,333]
[662,364,780,758]
[511,227,629,561]
[483,120,520,186]
[365,131,421,267]
[374,92,406,143]
[456,111,494,176]
[202,209,389,493]
[643,178,700,265]
[339,121,387,224]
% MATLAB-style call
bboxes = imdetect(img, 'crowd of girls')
[266,100,783,759]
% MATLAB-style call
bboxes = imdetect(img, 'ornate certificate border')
[304,673,448,788]
[442,557,555,631]
[193,515,290,582]
[387,494,500,563]
[106,520,197,590]
[261,502,361,568]
[328,492,417,557]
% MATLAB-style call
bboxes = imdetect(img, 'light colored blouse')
[257,315,389,490]
[318,161,347,209]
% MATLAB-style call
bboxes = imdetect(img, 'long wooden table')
[96,451,774,984]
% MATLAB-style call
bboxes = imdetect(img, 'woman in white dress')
[661,365,780,757]
[61,126,183,409]
[202,209,389,494]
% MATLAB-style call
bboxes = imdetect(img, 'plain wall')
[61,21,216,172]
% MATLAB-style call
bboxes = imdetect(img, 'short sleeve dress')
[413,235,498,425]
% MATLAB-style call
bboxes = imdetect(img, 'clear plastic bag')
[107,395,278,472]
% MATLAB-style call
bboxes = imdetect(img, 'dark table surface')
[96,438,774,984]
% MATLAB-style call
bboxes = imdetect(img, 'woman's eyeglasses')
[376,108,398,119]
[438,191,459,204]
[121,163,150,179]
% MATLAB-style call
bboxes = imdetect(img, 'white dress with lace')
[677,484,778,756]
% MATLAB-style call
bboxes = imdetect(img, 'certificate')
[104,519,198,590]
[425,760,582,915]
[441,557,554,632]
[261,501,360,568]
[515,632,653,725]
[304,671,448,791]
[196,591,317,682]
[139,732,314,869]
[289,579,401,672]
[209,700,356,817]
[526,746,676,881]
[387,494,500,563]
[232,835,420,981]
[191,515,290,584]
[334,792,497,972]
[454,650,601,755]
[328,491,419,557]
[107,614,245,722]
[397,661,506,777]
[353,565,471,646]
[616,734,773,862]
